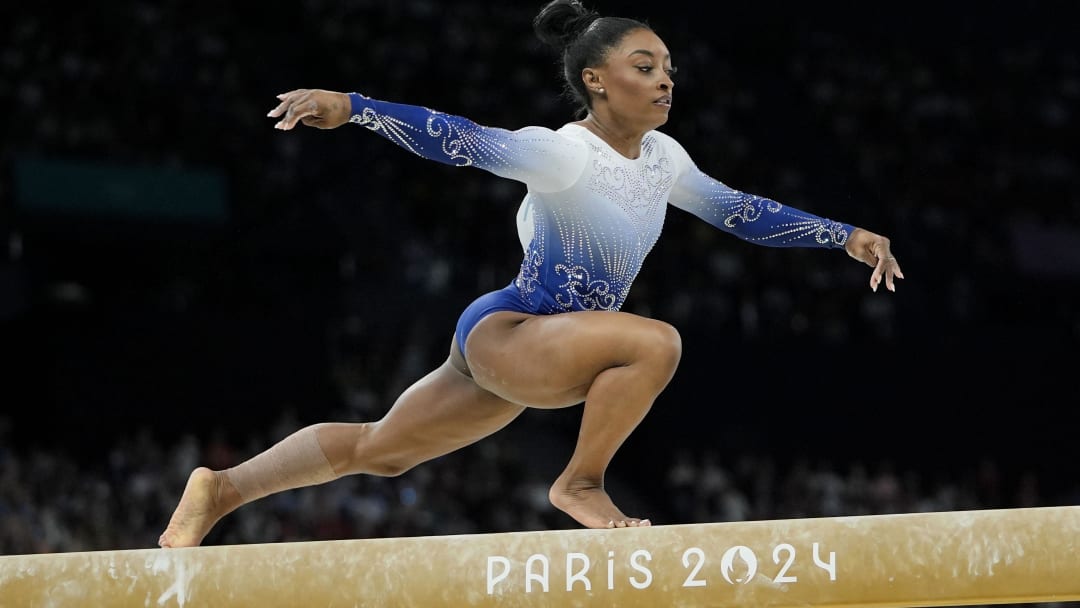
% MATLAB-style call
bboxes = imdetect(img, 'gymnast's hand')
[845,227,905,292]
[267,89,351,130]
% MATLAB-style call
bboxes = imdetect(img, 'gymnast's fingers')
[266,89,307,119]
[871,254,904,292]
[275,92,320,130]
[883,256,904,292]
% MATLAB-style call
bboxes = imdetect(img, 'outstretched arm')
[267,89,587,192]
[666,142,904,292]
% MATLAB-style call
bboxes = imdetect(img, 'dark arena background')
[1,0,1078,581]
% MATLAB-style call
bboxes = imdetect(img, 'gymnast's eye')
[666,66,679,76]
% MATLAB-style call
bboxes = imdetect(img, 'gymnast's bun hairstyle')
[533,0,650,118]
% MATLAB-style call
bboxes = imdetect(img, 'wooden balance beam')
[2,505,1079,607]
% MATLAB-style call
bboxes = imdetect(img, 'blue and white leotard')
[346,93,855,357]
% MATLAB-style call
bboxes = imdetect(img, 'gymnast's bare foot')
[549,476,652,529]
[158,467,239,548]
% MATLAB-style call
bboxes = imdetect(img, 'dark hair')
[533,0,651,119]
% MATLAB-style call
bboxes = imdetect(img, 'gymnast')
[160,0,903,548]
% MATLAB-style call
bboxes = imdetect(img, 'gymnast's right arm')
[267,88,587,193]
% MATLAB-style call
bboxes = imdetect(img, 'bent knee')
[645,320,683,369]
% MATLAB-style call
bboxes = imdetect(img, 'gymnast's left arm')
[665,138,905,292]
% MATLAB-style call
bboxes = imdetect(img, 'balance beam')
[2,505,1079,607]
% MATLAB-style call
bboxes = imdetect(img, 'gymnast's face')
[585,28,676,130]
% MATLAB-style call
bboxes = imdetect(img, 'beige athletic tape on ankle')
[225,426,338,502]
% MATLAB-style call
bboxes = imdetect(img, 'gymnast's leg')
[463,309,682,529]
[158,338,526,548]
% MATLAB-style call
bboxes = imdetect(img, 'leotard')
[346,93,854,357]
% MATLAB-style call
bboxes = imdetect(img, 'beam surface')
[2,506,1079,607]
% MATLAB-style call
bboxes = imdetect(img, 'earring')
[597,87,605,94]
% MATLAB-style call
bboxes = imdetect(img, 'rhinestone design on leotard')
[347,94,854,317]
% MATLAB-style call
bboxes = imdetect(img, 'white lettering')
[773,543,797,583]
[681,547,706,587]
[629,549,653,589]
[607,550,615,590]
[525,554,549,593]
[565,553,591,591]
[812,543,837,580]
[484,540,839,596]
[487,556,511,594]
[720,546,758,584]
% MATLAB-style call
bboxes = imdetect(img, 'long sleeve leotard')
[347,93,854,315]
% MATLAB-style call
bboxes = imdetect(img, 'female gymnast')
[160,0,903,548]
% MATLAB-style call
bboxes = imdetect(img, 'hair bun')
[533,0,600,50]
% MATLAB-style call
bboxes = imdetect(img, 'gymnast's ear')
[581,68,603,92]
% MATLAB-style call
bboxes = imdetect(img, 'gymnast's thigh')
[462,309,681,408]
